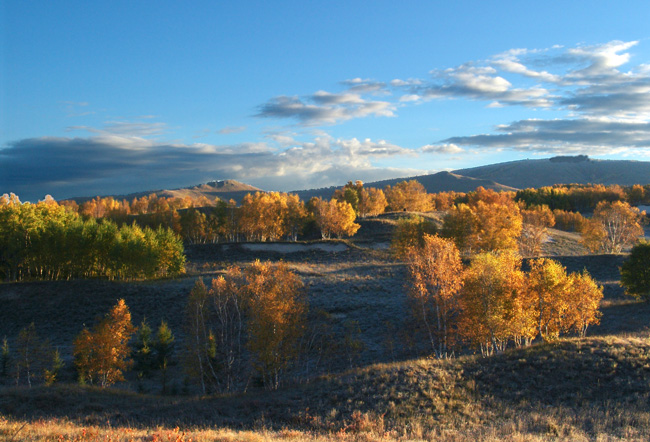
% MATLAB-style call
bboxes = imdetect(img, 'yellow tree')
[565,270,603,337]
[391,215,438,259]
[358,187,388,217]
[442,200,522,254]
[244,261,307,389]
[333,180,364,214]
[384,180,431,212]
[283,193,307,241]
[312,198,360,239]
[519,205,555,257]
[525,258,571,341]
[581,201,644,253]
[404,235,463,356]
[73,299,135,387]
[458,251,529,356]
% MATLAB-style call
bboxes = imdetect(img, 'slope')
[454,155,650,189]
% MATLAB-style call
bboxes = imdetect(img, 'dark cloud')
[0,135,414,201]
[256,93,394,126]
[443,118,650,154]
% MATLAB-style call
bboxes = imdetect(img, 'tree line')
[0,194,185,282]
[404,235,603,357]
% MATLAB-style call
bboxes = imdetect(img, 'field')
[1,214,650,441]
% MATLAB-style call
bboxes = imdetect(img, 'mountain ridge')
[63,156,650,204]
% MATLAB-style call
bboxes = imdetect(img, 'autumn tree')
[244,260,307,390]
[565,270,603,337]
[442,198,522,254]
[620,241,650,301]
[391,215,438,259]
[458,251,531,355]
[581,201,644,253]
[384,180,432,212]
[519,205,555,257]
[333,181,364,214]
[404,235,463,356]
[358,187,388,217]
[525,259,603,340]
[311,198,360,239]
[73,299,135,387]
[553,209,586,232]
[525,258,571,341]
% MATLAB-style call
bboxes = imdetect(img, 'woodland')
[1,179,650,441]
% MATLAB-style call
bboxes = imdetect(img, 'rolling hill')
[67,179,261,205]
[454,155,650,189]
[293,170,518,201]
[64,156,650,205]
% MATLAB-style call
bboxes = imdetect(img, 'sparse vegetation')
[2,179,650,441]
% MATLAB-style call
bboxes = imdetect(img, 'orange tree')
[404,234,462,357]
[244,260,307,390]
[384,180,432,212]
[525,258,572,341]
[73,299,135,387]
[442,197,522,254]
[391,215,438,260]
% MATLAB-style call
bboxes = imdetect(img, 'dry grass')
[2,216,650,441]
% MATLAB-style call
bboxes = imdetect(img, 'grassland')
[1,215,649,441]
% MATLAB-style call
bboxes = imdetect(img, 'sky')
[2,1,650,201]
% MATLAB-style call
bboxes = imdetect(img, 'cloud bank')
[0,135,417,201]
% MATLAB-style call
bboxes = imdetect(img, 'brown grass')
[2,216,650,441]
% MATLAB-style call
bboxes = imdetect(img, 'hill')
[68,179,261,205]
[294,170,517,201]
[454,155,650,189]
[3,335,650,440]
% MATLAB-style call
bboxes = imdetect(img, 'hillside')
[454,155,650,189]
[294,170,517,201]
[3,335,650,440]
[68,179,261,205]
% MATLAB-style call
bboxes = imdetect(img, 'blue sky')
[2,1,650,201]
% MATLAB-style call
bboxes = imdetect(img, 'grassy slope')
[2,217,650,441]
[2,335,650,441]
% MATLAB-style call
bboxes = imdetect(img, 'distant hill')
[293,170,517,201]
[454,156,650,189]
[65,156,650,206]
[68,180,261,204]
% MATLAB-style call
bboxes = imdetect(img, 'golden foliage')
[244,260,307,389]
[312,198,360,239]
[73,299,135,387]
[581,201,644,253]
[458,251,528,356]
[384,180,432,212]
[442,189,522,254]
[404,235,462,356]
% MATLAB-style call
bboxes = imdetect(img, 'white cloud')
[421,143,464,154]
